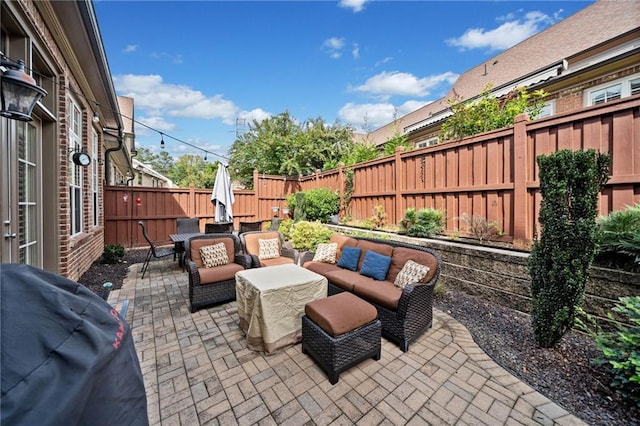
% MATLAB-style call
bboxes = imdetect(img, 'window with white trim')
[585,73,640,106]
[91,129,99,227]
[416,137,439,148]
[69,99,83,236]
[537,100,555,118]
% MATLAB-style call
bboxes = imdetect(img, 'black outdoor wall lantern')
[1,54,47,122]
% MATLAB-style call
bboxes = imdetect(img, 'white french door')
[1,119,42,266]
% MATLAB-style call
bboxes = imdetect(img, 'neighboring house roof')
[132,159,174,187]
[367,0,640,145]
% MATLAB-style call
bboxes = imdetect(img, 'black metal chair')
[176,217,200,234]
[139,221,177,279]
[205,222,234,234]
[238,220,263,235]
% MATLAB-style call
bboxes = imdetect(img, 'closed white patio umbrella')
[211,163,234,222]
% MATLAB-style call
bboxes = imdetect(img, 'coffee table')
[235,264,327,354]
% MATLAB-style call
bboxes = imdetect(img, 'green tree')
[441,85,547,141]
[170,154,217,188]
[134,147,176,177]
[228,112,355,188]
[528,149,611,348]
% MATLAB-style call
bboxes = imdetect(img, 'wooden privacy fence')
[105,95,640,248]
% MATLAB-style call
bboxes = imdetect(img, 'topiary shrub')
[102,244,125,264]
[289,221,333,252]
[401,207,444,238]
[292,191,306,222]
[595,204,640,272]
[302,188,340,223]
[528,149,611,348]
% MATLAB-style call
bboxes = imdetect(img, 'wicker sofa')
[301,235,441,352]
[185,234,251,312]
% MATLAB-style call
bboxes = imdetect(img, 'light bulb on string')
[204,152,207,161]
[160,133,165,149]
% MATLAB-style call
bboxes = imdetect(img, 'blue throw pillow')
[359,251,392,281]
[336,246,361,271]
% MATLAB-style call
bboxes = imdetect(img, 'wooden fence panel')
[104,96,640,248]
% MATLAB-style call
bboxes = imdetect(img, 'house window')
[537,100,555,118]
[91,129,99,227]
[416,137,439,148]
[586,73,640,106]
[69,99,82,236]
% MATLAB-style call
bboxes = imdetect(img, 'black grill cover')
[1,264,148,426]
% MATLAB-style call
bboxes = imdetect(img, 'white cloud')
[123,44,138,53]
[352,71,458,99]
[339,0,368,13]
[149,51,184,64]
[135,116,176,135]
[238,108,272,124]
[375,57,393,67]
[352,43,360,59]
[446,10,556,52]
[323,37,346,59]
[338,100,429,132]
[113,74,240,125]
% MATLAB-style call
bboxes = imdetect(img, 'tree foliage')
[441,85,547,141]
[135,147,175,177]
[169,154,217,188]
[228,112,357,188]
[528,149,611,348]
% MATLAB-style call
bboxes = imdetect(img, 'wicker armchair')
[185,234,251,312]
[239,230,298,268]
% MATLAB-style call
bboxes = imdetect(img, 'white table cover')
[236,264,327,353]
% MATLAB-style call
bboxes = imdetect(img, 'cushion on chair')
[243,231,281,257]
[258,238,280,260]
[394,260,430,289]
[387,247,438,284]
[305,292,377,336]
[355,240,394,271]
[336,247,361,271]
[259,257,295,267]
[329,234,358,260]
[190,238,234,268]
[359,251,392,281]
[312,243,338,263]
[199,243,229,268]
[197,262,244,285]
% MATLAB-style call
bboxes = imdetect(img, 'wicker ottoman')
[302,292,381,384]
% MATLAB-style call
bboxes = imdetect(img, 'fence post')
[189,184,195,217]
[253,169,260,220]
[338,162,345,219]
[513,114,529,241]
[394,146,404,225]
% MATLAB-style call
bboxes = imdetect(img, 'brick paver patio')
[109,260,585,426]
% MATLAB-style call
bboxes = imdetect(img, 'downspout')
[103,127,135,184]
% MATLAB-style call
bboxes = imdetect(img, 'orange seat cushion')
[305,292,377,336]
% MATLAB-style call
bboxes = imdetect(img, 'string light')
[14,62,229,161]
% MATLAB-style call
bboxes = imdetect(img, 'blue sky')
[94,0,593,162]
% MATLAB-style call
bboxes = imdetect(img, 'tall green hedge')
[528,149,610,348]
